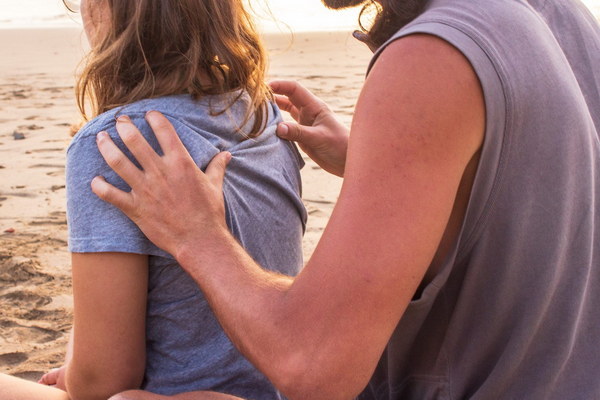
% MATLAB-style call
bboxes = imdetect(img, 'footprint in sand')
[0,320,61,345]
[304,198,335,205]
[0,352,28,368]
[18,124,44,131]
[28,218,67,226]
[17,308,71,323]
[0,291,52,309]
[29,148,64,154]
[46,171,64,177]
[30,164,64,169]
[42,86,73,94]
[12,371,45,381]
[0,255,53,284]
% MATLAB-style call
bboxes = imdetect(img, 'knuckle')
[152,116,172,132]
[120,128,140,145]
[98,186,111,201]
[294,125,304,141]
[108,154,126,169]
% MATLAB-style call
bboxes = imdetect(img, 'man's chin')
[321,0,367,10]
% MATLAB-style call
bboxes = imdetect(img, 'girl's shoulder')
[72,95,197,141]
[68,93,283,159]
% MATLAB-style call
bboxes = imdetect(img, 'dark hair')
[356,0,427,49]
[65,0,271,138]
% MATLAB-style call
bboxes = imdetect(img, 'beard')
[321,0,368,10]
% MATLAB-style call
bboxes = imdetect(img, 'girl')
[0,0,305,399]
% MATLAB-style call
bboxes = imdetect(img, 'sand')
[0,27,372,380]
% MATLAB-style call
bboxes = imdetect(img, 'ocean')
[0,0,361,32]
[3,0,598,31]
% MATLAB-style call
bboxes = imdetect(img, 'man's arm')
[93,34,484,399]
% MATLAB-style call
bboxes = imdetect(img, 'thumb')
[276,122,319,146]
[38,368,59,385]
[205,152,232,190]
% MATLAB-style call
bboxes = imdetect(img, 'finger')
[269,80,325,112]
[276,122,319,146]
[273,95,300,121]
[38,374,51,385]
[96,131,145,185]
[205,152,232,192]
[38,369,58,385]
[115,115,161,171]
[91,176,134,213]
[145,111,191,161]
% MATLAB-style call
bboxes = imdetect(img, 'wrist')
[174,224,233,270]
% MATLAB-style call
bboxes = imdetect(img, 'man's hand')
[92,111,231,257]
[39,366,66,390]
[271,80,349,177]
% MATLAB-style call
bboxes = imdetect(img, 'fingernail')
[224,152,233,163]
[278,123,289,136]
[116,115,131,124]
[96,131,108,142]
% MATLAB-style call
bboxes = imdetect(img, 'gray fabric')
[66,94,307,398]
[360,0,600,398]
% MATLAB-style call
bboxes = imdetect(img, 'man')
[95,0,600,398]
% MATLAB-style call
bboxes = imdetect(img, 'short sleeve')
[66,114,172,258]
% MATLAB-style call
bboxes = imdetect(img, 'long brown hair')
[69,0,271,138]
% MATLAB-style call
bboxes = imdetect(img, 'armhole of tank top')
[367,20,510,275]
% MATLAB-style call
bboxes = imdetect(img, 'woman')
[0,0,305,399]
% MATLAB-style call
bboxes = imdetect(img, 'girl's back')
[67,93,305,398]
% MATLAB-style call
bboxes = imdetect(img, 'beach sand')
[0,27,372,380]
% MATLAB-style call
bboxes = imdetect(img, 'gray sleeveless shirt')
[361,0,600,398]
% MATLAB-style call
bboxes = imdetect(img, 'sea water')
[0,0,598,31]
[0,0,361,32]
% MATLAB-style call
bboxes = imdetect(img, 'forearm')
[176,228,294,368]
[175,227,377,400]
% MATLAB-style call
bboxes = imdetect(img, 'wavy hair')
[363,0,427,48]
[66,0,271,138]
[326,0,427,49]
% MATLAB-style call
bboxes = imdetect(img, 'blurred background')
[0,0,362,32]
[3,0,597,32]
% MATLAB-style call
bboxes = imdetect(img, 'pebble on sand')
[13,131,26,140]
[4,228,15,234]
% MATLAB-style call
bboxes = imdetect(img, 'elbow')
[272,353,368,400]
[66,364,143,400]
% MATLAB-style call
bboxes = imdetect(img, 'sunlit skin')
[80,0,110,46]
[91,33,485,399]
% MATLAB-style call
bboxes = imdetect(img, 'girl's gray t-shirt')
[361,0,600,398]
[66,94,306,398]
